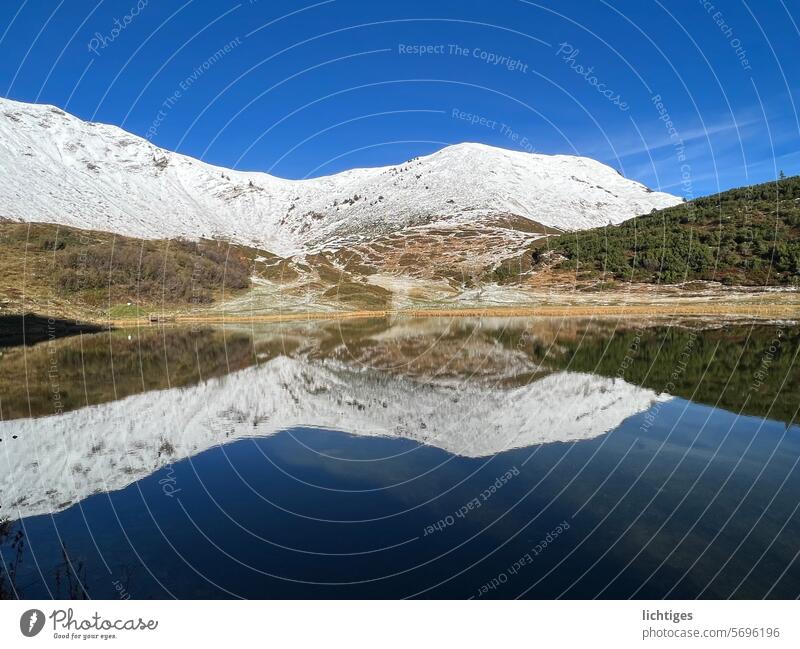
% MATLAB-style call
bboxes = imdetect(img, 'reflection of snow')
[0,356,669,519]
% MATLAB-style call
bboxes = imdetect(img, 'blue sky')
[0,0,798,197]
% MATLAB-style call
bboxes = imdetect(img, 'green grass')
[322,281,391,310]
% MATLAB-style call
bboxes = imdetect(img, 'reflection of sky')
[6,398,800,600]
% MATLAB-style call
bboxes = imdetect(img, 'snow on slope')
[0,357,669,519]
[0,97,682,256]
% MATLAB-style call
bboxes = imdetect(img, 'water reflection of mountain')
[0,318,669,519]
[3,316,794,421]
[3,316,795,520]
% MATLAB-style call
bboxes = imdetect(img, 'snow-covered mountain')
[0,97,681,256]
[0,355,669,520]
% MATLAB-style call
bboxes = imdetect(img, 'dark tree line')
[541,175,800,285]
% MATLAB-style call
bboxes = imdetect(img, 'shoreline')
[106,302,800,327]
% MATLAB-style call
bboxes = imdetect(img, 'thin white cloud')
[608,114,762,160]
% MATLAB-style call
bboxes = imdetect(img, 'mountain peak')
[0,97,682,256]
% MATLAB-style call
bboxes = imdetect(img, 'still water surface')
[1,316,798,598]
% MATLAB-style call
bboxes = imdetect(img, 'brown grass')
[107,301,799,327]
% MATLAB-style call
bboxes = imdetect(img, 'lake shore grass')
[105,300,800,327]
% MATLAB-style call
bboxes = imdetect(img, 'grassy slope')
[3,176,799,324]
[0,221,396,320]
[536,175,800,286]
[0,221,280,320]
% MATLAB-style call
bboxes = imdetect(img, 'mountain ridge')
[0,96,681,257]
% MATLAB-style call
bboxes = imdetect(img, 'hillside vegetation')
[0,222,273,318]
[538,175,800,286]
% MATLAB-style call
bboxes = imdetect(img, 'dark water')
[1,316,798,599]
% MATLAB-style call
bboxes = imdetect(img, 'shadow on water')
[0,313,106,348]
